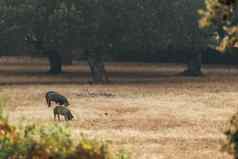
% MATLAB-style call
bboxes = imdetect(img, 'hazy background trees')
[0,0,227,83]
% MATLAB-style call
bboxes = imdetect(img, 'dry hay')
[0,62,237,159]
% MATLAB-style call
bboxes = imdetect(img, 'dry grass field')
[1,57,238,159]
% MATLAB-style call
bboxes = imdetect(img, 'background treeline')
[0,0,207,61]
[0,0,236,82]
[111,48,238,65]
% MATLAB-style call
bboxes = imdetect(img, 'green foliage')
[21,124,74,158]
[0,0,81,54]
[199,0,238,52]
[0,100,18,159]
[0,0,207,57]
[198,0,233,28]
[0,100,129,159]
[222,112,238,158]
[0,97,7,121]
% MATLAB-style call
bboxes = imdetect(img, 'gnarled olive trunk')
[62,50,73,65]
[87,50,108,84]
[183,52,202,76]
[46,50,62,74]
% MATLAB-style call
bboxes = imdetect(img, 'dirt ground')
[0,58,237,159]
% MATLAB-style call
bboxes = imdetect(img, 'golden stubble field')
[1,58,238,159]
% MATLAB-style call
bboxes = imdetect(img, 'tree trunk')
[183,52,202,76]
[46,50,62,74]
[62,50,73,65]
[87,51,108,84]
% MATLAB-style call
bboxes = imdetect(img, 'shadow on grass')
[0,63,236,85]
[0,69,209,86]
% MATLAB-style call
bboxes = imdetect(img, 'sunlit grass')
[0,60,237,159]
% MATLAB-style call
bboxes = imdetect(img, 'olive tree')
[0,0,210,82]
[0,0,81,74]
[0,0,115,82]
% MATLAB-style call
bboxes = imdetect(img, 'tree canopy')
[199,0,238,52]
[0,0,209,81]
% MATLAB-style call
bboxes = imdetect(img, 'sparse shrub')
[19,124,74,159]
[222,112,238,158]
[0,99,129,159]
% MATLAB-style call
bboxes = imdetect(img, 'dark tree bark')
[45,50,62,74]
[183,52,202,76]
[62,50,73,65]
[86,50,108,84]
